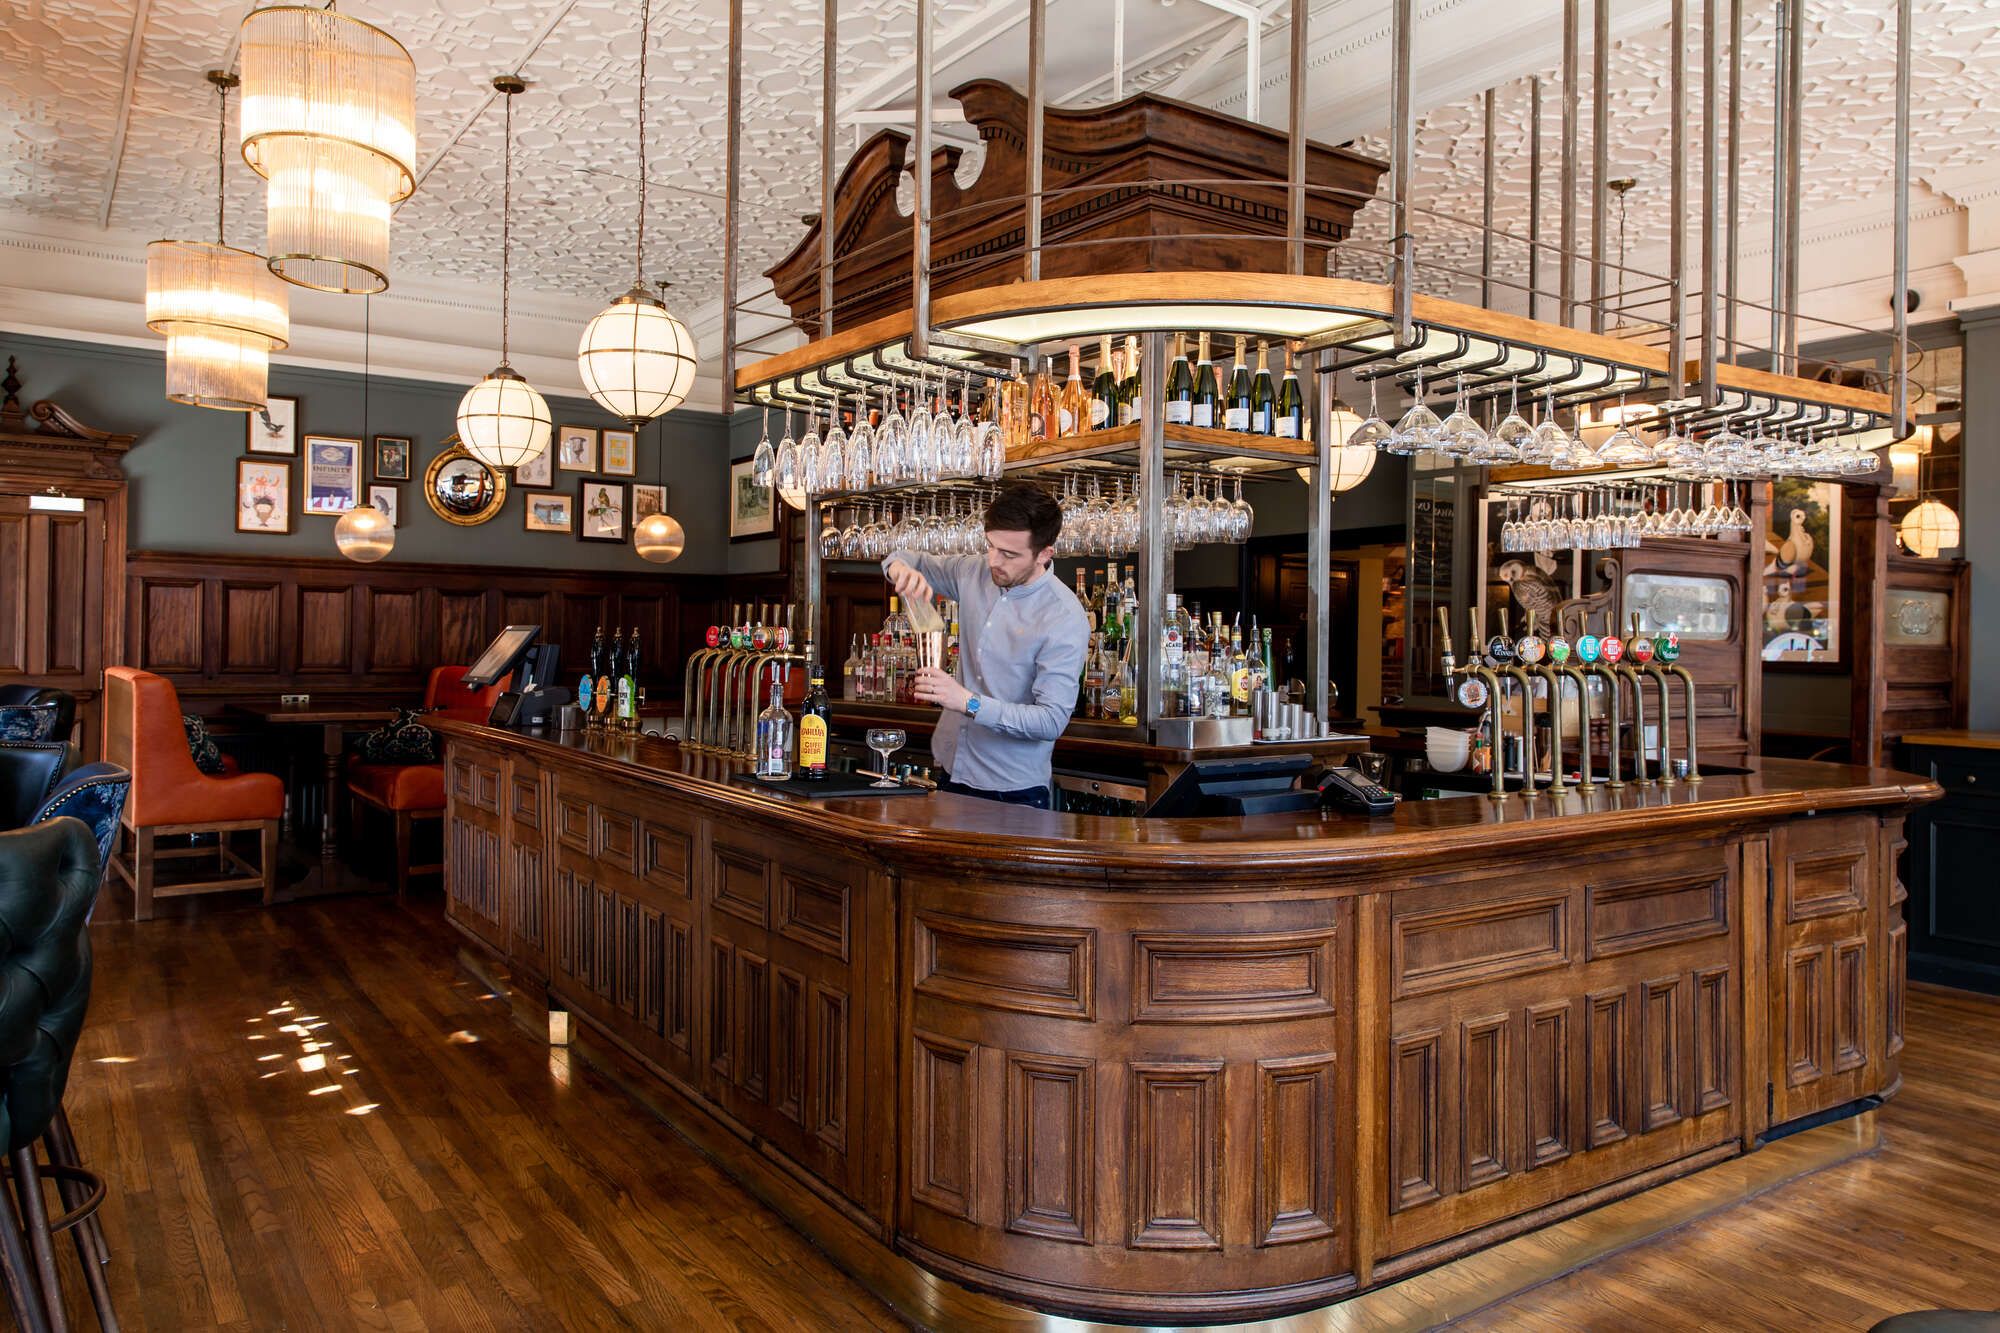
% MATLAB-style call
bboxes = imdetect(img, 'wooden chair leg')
[260,820,279,907]
[10,1148,68,1333]
[0,1157,52,1333]
[42,1113,118,1333]
[394,810,413,903]
[132,829,155,923]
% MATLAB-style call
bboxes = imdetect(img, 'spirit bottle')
[754,668,793,781]
[799,656,830,781]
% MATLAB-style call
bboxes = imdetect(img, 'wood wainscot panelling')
[125,550,739,716]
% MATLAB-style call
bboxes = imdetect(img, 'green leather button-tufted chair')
[0,817,116,1332]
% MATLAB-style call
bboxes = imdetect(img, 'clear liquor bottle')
[754,670,793,781]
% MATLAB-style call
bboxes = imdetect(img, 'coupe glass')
[1388,371,1442,455]
[866,727,907,787]
[1437,376,1487,457]
[1478,380,1532,463]
[1348,378,1394,450]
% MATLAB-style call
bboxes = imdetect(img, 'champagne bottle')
[1030,356,1056,441]
[1251,341,1276,435]
[1120,335,1141,425]
[1165,333,1194,425]
[1091,335,1119,430]
[1275,342,1304,439]
[1059,344,1086,437]
[1192,332,1219,428]
[1225,334,1253,431]
[800,654,830,781]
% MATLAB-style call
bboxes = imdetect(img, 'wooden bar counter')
[432,716,1939,1322]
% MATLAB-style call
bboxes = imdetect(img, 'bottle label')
[1029,410,1048,438]
[1089,400,1110,428]
[1191,403,1214,428]
[1058,407,1076,435]
[1232,667,1252,703]
[1224,407,1250,431]
[1274,418,1299,438]
[1118,401,1137,426]
[800,715,828,771]
[618,678,635,718]
[1165,400,1191,425]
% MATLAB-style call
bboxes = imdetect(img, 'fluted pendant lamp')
[145,71,290,410]
[238,4,417,294]
[456,76,551,470]
[577,0,697,427]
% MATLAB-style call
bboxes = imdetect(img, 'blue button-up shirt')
[882,550,1090,793]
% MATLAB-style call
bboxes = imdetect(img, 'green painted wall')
[3,332,758,576]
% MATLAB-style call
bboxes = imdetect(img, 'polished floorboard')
[56,885,2000,1332]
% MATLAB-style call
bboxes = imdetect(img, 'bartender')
[883,482,1089,808]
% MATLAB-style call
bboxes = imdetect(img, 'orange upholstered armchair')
[346,666,508,900]
[102,666,284,921]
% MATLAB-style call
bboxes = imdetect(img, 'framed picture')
[423,440,507,526]
[369,484,400,527]
[373,435,411,480]
[729,458,775,540]
[602,428,637,476]
[578,479,628,543]
[1763,478,1843,664]
[523,491,574,534]
[247,395,297,455]
[557,425,598,472]
[632,483,668,521]
[514,442,552,488]
[302,435,362,514]
[236,459,292,533]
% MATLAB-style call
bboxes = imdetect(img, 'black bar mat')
[728,771,930,799]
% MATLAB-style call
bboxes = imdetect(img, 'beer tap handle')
[1437,606,1456,673]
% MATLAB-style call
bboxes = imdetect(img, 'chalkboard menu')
[1410,494,1457,592]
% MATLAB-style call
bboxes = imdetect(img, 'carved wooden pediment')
[766,79,1389,335]
[0,355,136,483]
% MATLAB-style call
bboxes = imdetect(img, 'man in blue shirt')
[883,482,1089,808]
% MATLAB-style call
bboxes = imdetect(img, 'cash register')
[463,625,565,729]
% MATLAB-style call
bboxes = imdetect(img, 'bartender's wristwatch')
[964,696,982,718]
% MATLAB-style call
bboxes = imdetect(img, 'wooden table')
[229,701,398,863]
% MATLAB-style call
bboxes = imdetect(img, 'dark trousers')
[940,777,1051,809]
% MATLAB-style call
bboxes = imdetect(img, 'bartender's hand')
[884,559,934,607]
[913,666,972,714]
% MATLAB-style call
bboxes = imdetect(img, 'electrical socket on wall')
[281,693,309,706]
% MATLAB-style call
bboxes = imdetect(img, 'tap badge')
[1515,633,1546,666]
[1628,634,1655,665]
[1456,676,1490,709]
[1547,635,1572,664]
[1600,634,1625,664]
[1576,633,1601,663]
[1657,631,1681,664]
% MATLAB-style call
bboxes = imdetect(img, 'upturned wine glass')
[752,406,775,488]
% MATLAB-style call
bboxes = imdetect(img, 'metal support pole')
[722,0,742,401]
[1725,0,1742,363]
[1667,0,1686,401]
[1893,0,1911,432]
[1024,0,1045,282]
[819,0,837,339]
[1138,332,1167,731]
[1481,88,1496,308]
[1307,350,1331,725]
[1390,0,1415,341]
[1700,0,1720,406]
[911,0,933,357]
[1770,0,1788,366]
[1287,0,1307,275]
[1113,0,1125,99]
[1783,0,1804,368]
[1560,0,1579,327]
[1589,0,1608,332]
[1529,76,1543,321]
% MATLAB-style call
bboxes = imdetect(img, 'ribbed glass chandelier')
[238,4,417,294]
[145,72,290,411]
[456,76,550,470]
[577,0,697,426]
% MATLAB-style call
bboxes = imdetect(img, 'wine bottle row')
[1002,332,1308,447]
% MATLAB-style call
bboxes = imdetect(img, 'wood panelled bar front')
[433,716,1935,1322]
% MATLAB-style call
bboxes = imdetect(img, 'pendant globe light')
[456,77,551,470]
[336,298,395,562]
[632,419,686,563]
[577,0,697,426]
[238,4,417,294]
[145,71,290,411]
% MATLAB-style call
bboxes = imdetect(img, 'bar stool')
[0,817,117,1331]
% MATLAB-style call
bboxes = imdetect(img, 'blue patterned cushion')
[182,713,225,775]
[354,708,439,764]
[35,764,129,892]
[0,705,60,743]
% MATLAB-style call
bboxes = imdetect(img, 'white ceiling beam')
[97,0,156,229]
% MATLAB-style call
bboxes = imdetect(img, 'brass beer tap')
[1628,614,1676,787]
[1572,616,1622,789]
[1495,609,1539,794]
[1444,608,1509,800]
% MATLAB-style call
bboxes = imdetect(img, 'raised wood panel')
[593,805,639,875]
[1254,1054,1337,1247]
[1526,1000,1573,1169]
[1131,930,1336,1023]
[1832,937,1868,1074]
[1693,967,1732,1114]
[915,914,1095,1020]
[444,814,503,948]
[140,580,203,672]
[1787,845,1869,923]
[667,921,693,1055]
[1393,894,1568,999]
[450,756,501,813]
[811,981,850,1152]
[508,840,545,971]
[1586,988,1630,1149]
[218,581,281,674]
[1127,1061,1223,1250]
[912,1032,977,1220]
[1640,976,1688,1132]
[641,823,691,897]
[501,591,552,631]
[1785,945,1827,1088]
[1586,872,1730,959]
[367,587,423,673]
[712,843,772,928]
[1389,1029,1443,1213]
[1006,1054,1094,1245]
[555,794,590,851]
[777,872,850,962]
[774,967,806,1125]
[1460,1014,1511,1192]
[43,513,86,673]
[1888,922,1908,1057]
[639,906,666,1034]
[709,939,735,1082]
[296,585,352,672]
[508,774,540,828]
[0,512,26,673]
[438,590,488,667]
[736,950,771,1101]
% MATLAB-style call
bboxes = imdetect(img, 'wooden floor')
[51,883,2000,1332]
